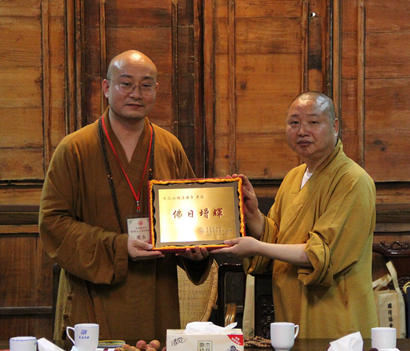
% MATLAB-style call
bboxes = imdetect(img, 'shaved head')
[290,92,336,123]
[107,50,157,81]
[286,91,339,170]
[102,50,159,123]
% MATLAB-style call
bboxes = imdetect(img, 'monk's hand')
[127,237,165,261]
[232,173,259,216]
[211,236,261,258]
[178,246,209,261]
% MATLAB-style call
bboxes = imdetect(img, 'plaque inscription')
[149,177,245,250]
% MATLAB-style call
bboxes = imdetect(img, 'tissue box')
[166,328,244,351]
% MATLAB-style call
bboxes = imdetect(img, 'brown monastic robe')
[245,141,378,338]
[39,111,209,343]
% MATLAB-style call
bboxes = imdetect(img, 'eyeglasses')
[111,80,157,95]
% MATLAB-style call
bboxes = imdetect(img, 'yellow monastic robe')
[39,112,208,343]
[246,141,378,338]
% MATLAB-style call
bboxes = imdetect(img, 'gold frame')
[148,177,245,251]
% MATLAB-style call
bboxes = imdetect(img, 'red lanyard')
[101,117,153,213]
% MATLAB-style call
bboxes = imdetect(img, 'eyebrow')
[118,74,133,78]
[118,74,155,80]
[289,113,319,118]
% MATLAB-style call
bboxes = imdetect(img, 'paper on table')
[183,321,237,334]
[37,338,65,351]
[327,332,363,351]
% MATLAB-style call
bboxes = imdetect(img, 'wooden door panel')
[334,0,410,241]
[0,317,52,341]
[0,230,53,339]
[366,32,410,79]
[0,68,42,109]
[206,0,310,178]
[105,0,171,27]
[365,79,410,131]
[0,111,43,148]
[0,0,65,339]
[0,236,42,306]
[366,1,410,32]
[0,3,43,181]
[365,131,410,181]
[0,151,44,180]
[235,18,302,54]
[236,134,299,179]
[0,18,41,67]
[340,32,358,79]
[235,93,295,135]
[235,0,301,17]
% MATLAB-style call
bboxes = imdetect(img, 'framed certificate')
[148,177,245,251]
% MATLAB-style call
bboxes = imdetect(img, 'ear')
[102,79,110,98]
[333,118,339,136]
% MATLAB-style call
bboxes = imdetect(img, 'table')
[246,338,410,350]
[1,338,409,351]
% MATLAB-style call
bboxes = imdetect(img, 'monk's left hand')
[178,246,209,261]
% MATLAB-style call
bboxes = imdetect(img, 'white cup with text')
[9,336,37,351]
[270,322,299,351]
[66,323,99,351]
[371,327,397,350]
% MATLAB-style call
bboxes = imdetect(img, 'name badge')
[127,217,151,243]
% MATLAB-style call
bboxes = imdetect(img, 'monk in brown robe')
[39,50,211,344]
[214,92,377,338]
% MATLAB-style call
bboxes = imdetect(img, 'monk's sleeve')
[297,172,376,287]
[175,141,195,179]
[39,140,128,285]
[178,256,214,285]
[243,205,280,275]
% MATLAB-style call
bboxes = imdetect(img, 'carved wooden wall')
[332,0,410,242]
[80,0,204,173]
[0,0,409,340]
[204,0,410,240]
[0,0,202,339]
[204,0,331,180]
[0,0,65,338]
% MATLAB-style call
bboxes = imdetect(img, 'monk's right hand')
[211,236,262,258]
[127,237,165,261]
[232,173,265,237]
[232,173,259,216]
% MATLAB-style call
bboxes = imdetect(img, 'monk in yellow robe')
[39,50,211,344]
[214,92,377,338]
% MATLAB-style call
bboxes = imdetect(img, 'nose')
[129,84,143,98]
[297,121,309,135]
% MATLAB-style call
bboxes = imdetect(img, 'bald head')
[290,92,336,124]
[285,91,339,170]
[107,50,158,81]
[102,50,159,123]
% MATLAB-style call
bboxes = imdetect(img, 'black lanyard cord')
[98,118,124,233]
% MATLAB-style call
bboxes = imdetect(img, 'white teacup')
[371,327,396,349]
[270,322,299,351]
[9,337,37,351]
[66,323,99,351]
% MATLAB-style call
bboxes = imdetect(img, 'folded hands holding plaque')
[148,177,246,251]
